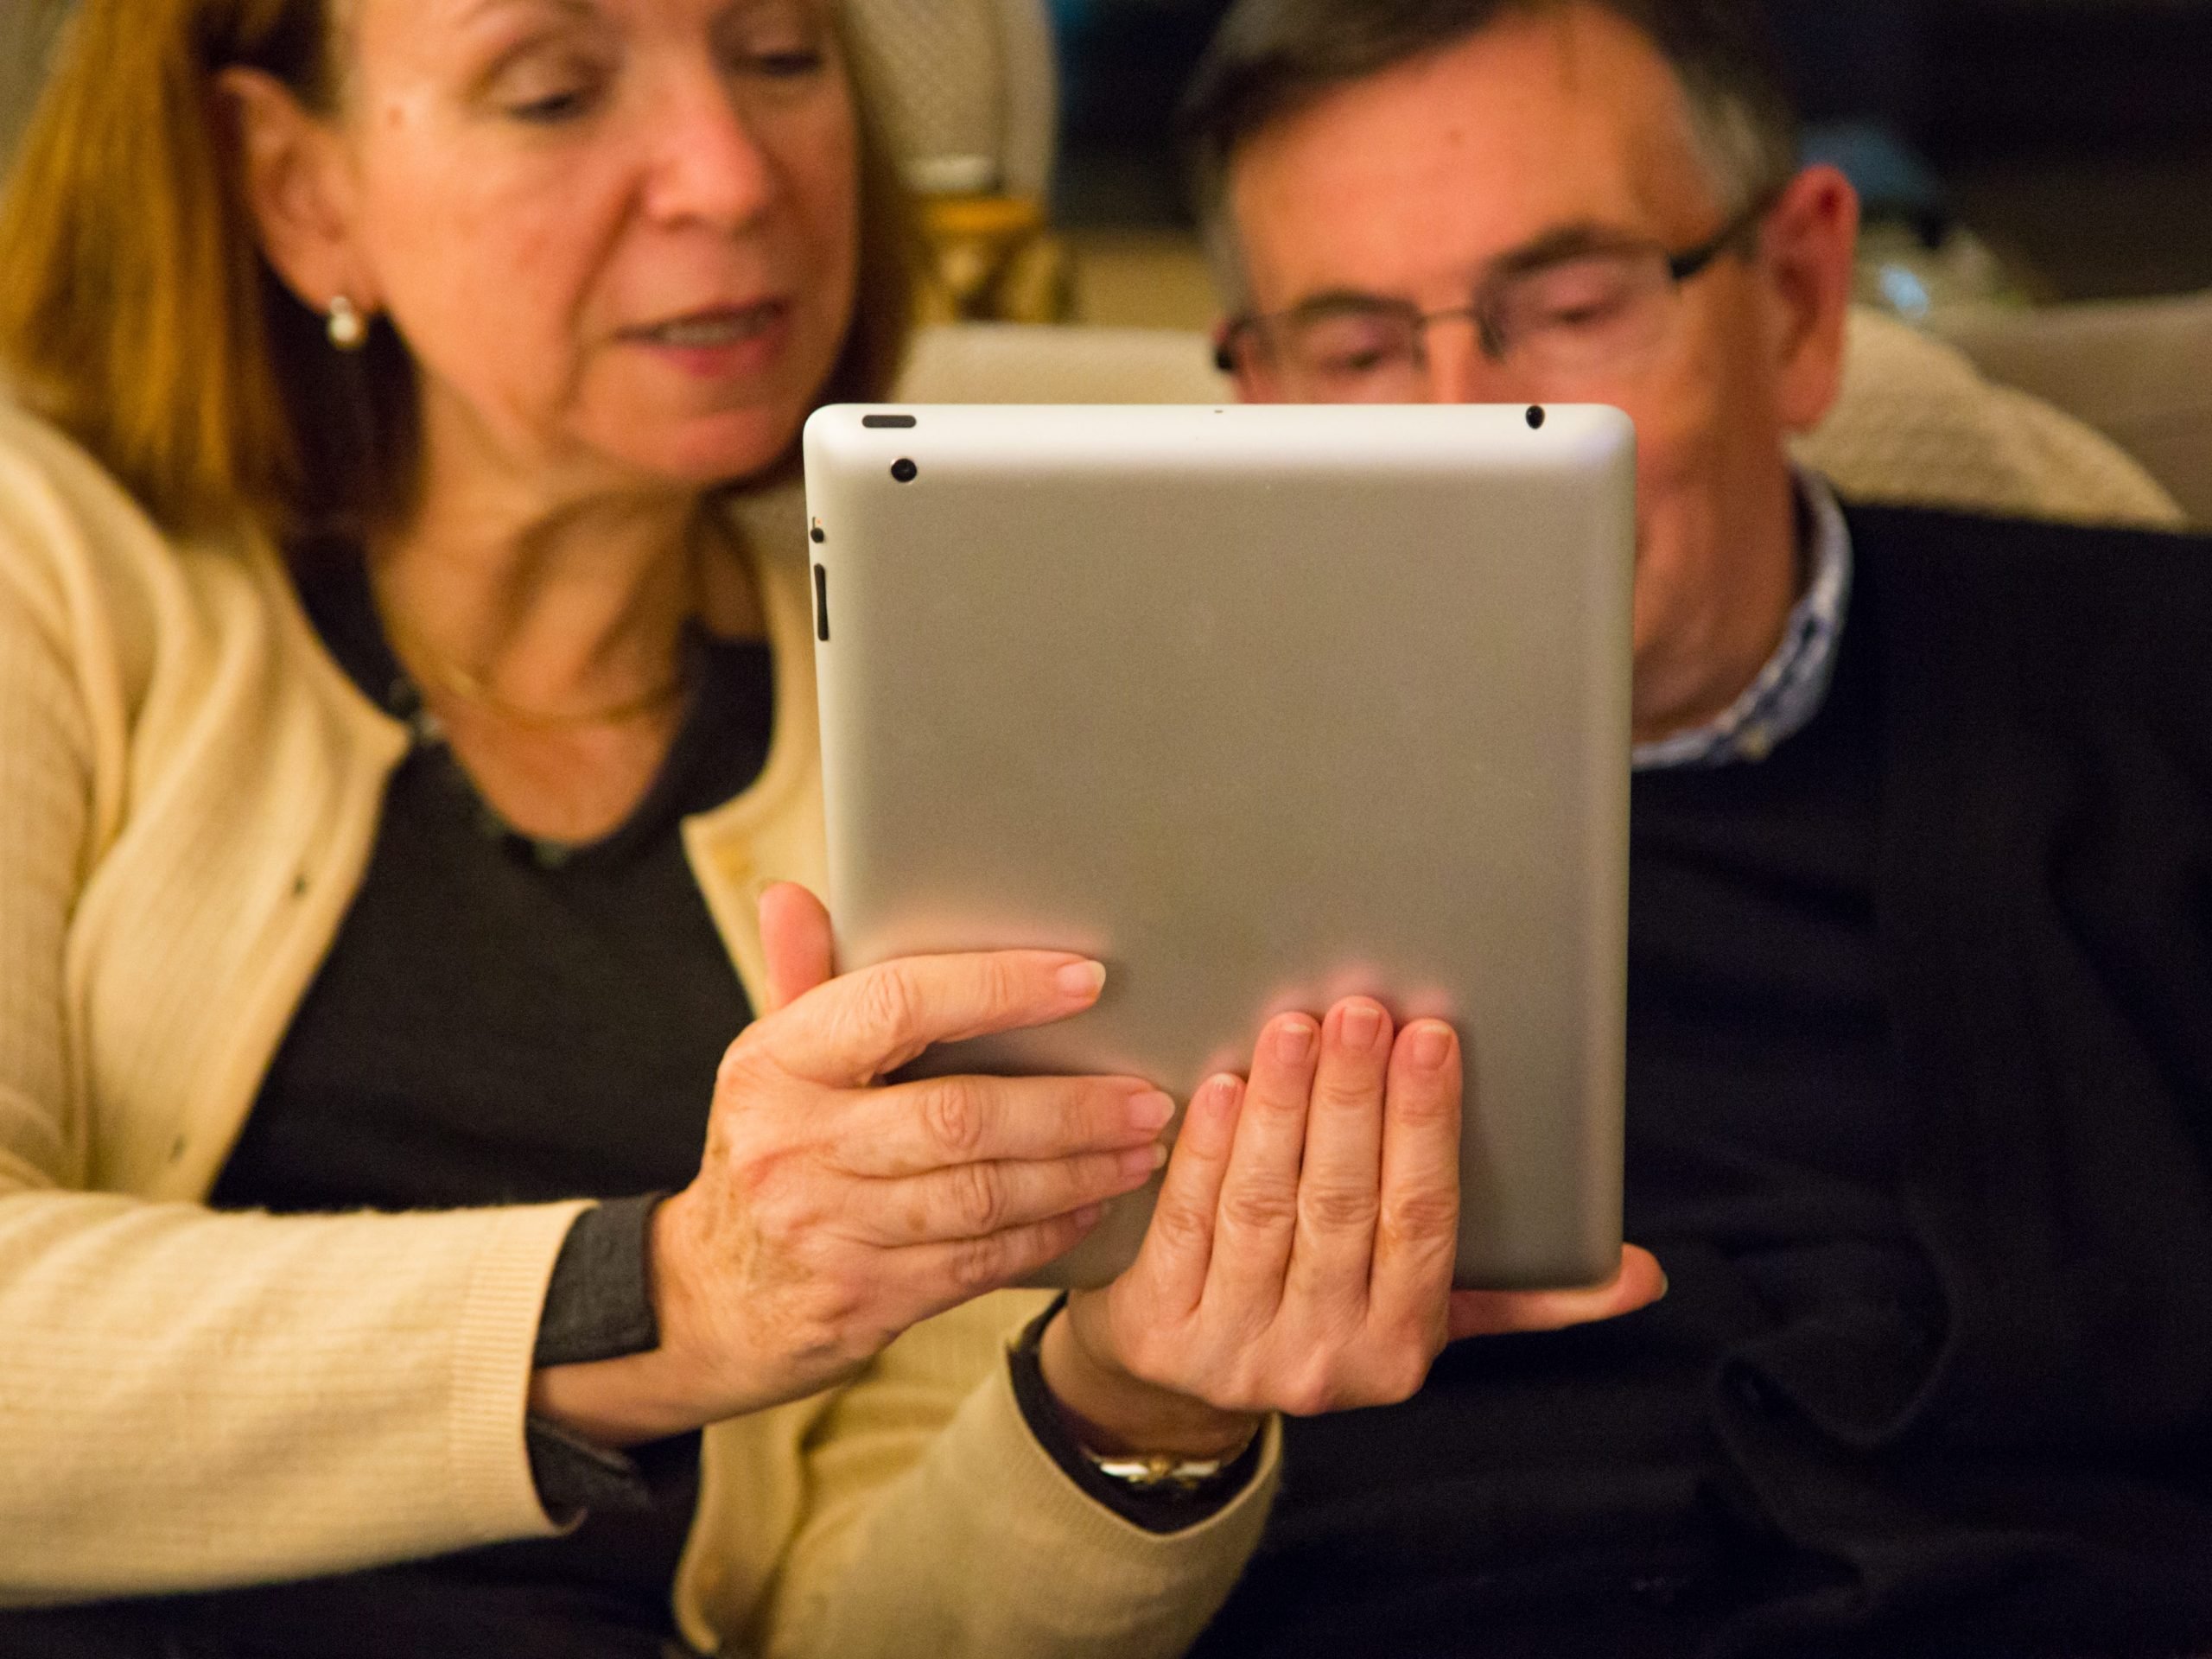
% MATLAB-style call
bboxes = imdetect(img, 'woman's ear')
[214,66,377,320]
[1757,164,1859,435]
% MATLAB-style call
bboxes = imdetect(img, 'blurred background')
[1039,0,2212,325]
[9,0,2211,326]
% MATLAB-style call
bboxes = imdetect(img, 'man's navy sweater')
[1193,505,2212,1659]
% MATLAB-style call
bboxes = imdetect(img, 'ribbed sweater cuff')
[443,1199,596,1539]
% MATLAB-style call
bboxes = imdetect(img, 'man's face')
[1224,4,1855,740]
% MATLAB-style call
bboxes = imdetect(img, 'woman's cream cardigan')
[0,401,1278,1656]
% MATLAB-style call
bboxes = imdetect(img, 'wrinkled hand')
[532,885,1168,1444]
[1041,1000,1666,1458]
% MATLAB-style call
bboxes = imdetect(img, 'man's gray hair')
[1179,0,1802,306]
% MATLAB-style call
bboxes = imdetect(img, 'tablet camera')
[891,459,918,484]
[1526,406,1546,429]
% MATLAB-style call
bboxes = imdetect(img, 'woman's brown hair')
[0,0,917,539]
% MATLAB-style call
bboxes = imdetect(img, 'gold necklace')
[378,601,693,731]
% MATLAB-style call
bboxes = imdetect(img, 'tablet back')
[804,404,1633,1289]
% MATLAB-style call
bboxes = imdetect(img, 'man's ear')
[214,67,377,321]
[1757,164,1859,435]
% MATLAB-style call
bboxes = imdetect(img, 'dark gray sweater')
[1193,505,2212,1659]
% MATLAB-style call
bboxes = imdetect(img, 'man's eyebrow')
[1280,286,1422,316]
[1489,222,1650,277]
[1273,221,1666,315]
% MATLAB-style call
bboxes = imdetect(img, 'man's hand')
[1041,1000,1665,1458]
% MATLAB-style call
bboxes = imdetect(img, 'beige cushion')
[1802,309,2183,529]
[1932,291,2212,527]
[901,322,1232,405]
[842,0,1057,199]
[899,308,2186,531]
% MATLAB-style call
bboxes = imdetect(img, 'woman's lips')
[625,301,791,378]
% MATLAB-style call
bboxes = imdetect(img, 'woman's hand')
[531,885,1168,1445]
[1039,1000,1667,1459]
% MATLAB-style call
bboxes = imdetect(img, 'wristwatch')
[1077,1445,1249,1493]
[1007,1295,1267,1529]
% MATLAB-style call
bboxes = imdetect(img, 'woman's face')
[334,0,860,492]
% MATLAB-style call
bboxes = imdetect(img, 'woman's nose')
[638,73,779,231]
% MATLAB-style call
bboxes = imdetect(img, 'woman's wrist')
[1039,1300,1262,1461]
[526,1190,739,1447]
[528,1343,718,1449]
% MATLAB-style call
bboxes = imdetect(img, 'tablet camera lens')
[891,459,918,484]
[1526,406,1546,429]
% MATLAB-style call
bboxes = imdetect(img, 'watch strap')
[1006,1294,1266,1533]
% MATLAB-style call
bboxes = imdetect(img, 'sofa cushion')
[1934,291,2212,527]
[1806,308,2183,528]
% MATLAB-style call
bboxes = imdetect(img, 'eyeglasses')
[1215,188,1783,401]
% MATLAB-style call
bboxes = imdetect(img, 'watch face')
[1086,1450,1237,1491]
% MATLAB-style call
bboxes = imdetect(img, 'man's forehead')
[1226,5,1722,309]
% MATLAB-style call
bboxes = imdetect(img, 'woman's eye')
[488,44,606,124]
[725,5,831,79]
[507,86,594,123]
[746,48,825,78]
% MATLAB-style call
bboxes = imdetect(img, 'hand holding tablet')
[727,887,1662,1462]
[1040,1001,1662,1458]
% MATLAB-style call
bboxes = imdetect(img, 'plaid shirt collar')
[1631,469,1853,772]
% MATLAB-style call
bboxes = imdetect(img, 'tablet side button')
[814,563,830,642]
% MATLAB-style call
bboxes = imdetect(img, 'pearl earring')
[327,295,368,352]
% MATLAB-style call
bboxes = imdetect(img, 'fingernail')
[1057,960,1107,1000]
[1340,1002,1383,1052]
[1410,1023,1453,1071]
[1274,1019,1316,1064]
[1121,1142,1168,1177]
[1655,1269,1670,1300]
[1128,1089,1175,1132]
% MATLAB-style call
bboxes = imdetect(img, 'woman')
[0,1,1662,1654]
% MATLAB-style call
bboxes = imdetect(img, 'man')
[1178,2,2212,1654]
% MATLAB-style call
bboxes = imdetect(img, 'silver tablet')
[803,403,1632,1290]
